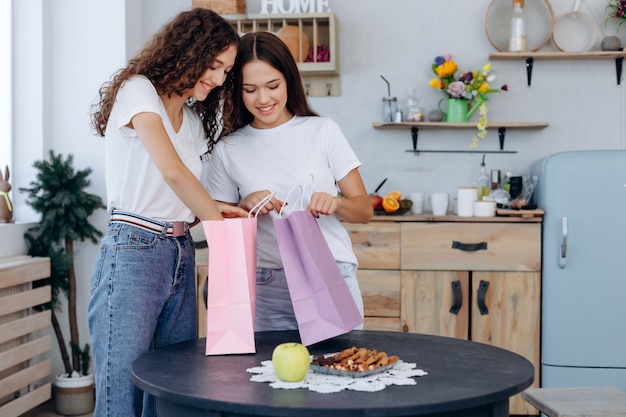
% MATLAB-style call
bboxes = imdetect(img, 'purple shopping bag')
[273,210,363,346]
[202,217,257,355]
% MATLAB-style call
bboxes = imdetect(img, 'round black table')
[132,330,534,417]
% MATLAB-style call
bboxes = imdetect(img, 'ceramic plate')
[310,353,402,378]
[485,0,555,52]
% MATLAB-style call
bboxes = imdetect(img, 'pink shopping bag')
[201,194,273,355]
[202,217,257,355]
[273,206,363,346]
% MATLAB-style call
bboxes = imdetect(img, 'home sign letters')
[259,0,331,14]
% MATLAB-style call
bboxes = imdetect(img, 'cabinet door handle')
[452,241,487,252]
[449,280,462,315]
[477,280,490,315]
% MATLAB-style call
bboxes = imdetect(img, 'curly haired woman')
[88,8,245,417]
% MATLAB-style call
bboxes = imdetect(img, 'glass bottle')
[504,172,512,193]
[404,88,425,122]
[476,155,490,201]
[491,169,501,190]
[508,0,527,52]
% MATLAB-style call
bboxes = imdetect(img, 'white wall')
[12,0,127,379]
[11,0,625,378]
[0,0,11,169]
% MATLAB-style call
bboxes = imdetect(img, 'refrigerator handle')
[559,217,568,269]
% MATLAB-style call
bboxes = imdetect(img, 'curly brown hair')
[221,31,318,138]
[90,8,239,154]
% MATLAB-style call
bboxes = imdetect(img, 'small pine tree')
[23,150,104,376]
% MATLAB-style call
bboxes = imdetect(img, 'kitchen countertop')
[371,211,542,223]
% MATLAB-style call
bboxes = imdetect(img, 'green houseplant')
[22,150,104,414]
[602,0,625,50]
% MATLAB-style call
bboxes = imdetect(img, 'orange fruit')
[384,191,401,202]
[382,197,400,212]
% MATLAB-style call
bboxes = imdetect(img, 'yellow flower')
[482,63,491,73]
[478,83,490,93]
[429,78,442,89]
[436,61,457,78]
[471,102,489,150]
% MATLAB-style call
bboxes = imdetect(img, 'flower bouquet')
[605,0,626,25]
[428,54,507,149]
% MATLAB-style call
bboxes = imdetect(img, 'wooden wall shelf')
[372,122,549,129]
[372,122,549,155]
[489,51,626,60]
[489,51,626,86]
[224,13,341,96]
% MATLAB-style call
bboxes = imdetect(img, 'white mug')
[409,192,424,214]
[429,192,449,216]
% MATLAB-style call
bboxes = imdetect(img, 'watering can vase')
[439,97,485,123]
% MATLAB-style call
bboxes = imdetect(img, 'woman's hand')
[312,169,372,224]
[240,190,284,216]
[308,192,340,217]
[216,202,249,218]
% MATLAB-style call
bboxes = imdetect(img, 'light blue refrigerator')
[532,150,626,390]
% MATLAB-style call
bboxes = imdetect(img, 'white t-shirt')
[105,75,206,223]
[204,116,360,268]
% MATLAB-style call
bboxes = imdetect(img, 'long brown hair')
[221,31,318,137]
[90,8,239,153]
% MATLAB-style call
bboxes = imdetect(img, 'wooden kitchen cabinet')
[345,217,542,415]
[346,222,401,331]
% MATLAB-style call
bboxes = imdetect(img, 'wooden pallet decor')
[0,256,51,417]
[193,0,247,15]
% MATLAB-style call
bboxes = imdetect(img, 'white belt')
[110,211,189,237]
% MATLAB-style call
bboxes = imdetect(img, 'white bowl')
[473,200,496,217]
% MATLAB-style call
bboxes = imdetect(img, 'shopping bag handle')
[301,174,315,210]
[248,192,276,218]
[278,185,303,218]
[278,175,316,218]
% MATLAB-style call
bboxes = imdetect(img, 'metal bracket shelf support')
[525,55,623,86]
[407,126,517,155]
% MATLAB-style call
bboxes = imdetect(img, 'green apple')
[271,342,310,382]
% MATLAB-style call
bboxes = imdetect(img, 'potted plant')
[22,150,104,415]
[428,54,508,149]
[603,0,625,50]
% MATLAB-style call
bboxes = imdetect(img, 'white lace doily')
[246,360,428,393]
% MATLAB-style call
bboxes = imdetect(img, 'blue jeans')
[88,222,197,417]
[254,262,365,331]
